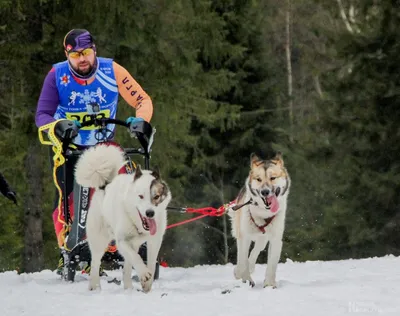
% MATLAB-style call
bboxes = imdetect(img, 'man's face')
[66,47,96,76]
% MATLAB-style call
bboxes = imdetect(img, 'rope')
[166,214,209,229]
[166,201,236,229]
[38,120,71,248]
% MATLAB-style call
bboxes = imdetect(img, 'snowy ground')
[1,255,399,316]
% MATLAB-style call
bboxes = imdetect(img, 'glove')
[6,191,17,205]
[126,117,144,125]
[54,120,80,141]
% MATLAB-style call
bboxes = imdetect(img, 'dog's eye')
[270,177,276,181]
[139,195,144,199]
[154,195,160,200]
[256,178,262,182]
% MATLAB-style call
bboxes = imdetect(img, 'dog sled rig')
[38,115,253,281]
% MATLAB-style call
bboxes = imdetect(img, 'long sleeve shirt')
[35,61,153,127]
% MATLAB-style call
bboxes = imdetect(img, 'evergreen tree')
[314,0,400,258]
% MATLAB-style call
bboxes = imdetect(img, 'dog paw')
[242,278,255,287]
[235,267,255,287]
[263,279,277,289]
[242,275,255,287]
[248,279,255,287]
[140,269,153,293]
[88,281,101,291]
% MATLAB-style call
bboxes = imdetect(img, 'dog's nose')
[261,189,270,197]
[145,209,155,218]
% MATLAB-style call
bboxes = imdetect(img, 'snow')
[1,255,399,316]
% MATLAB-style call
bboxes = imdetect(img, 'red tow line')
[166,201,236,229]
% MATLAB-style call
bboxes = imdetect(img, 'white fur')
[229,175,290,288]
[74,144,172,292]
[75,144,127,189]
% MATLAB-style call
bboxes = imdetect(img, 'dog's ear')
[151,165,161,179]
[271,151,284,167]
[250,153,262,167]
[134,164,143,181]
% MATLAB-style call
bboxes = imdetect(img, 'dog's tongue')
[267,195,279,213]
[147,218,157,235]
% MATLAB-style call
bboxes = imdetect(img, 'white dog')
[74,144,172,292]
[228,152,290,288]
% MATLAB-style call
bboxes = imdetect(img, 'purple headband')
[64,29,95,52]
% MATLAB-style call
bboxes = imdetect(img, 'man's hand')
[126,117,144,125]
[6,191,17,205]
[71,119,81,127]
[54,119,80,141]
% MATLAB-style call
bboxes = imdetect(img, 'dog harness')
[240,190,277,233]
[249,212,276,234]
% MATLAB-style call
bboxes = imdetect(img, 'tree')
[314,0,400,258]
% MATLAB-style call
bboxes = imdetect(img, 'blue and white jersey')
[53,57,119,146]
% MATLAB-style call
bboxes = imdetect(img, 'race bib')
[66,110,111,130]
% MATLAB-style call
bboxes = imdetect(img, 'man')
[35,29,153,275]
[0,172,17,205]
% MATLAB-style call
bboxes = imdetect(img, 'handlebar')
[54,116,155,158]
[64,147,146,158]
[79,117,129,129]
[38,116,155,171]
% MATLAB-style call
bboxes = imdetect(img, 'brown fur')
[150,179,170,206]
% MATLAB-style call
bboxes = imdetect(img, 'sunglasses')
[68,47,94,59]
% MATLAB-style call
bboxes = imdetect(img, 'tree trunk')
[22,141,44,273]
[218,177,229,264]
[286,0,293,142]
[221,215,229,264]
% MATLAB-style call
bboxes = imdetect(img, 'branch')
[240,104,313,117]
[336,0,354,33]
[314,75,324,99]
